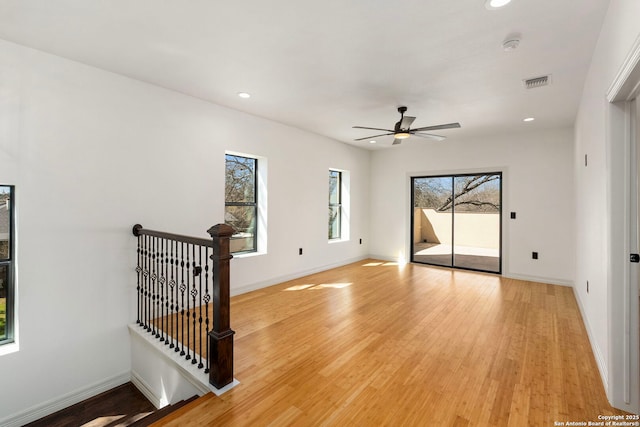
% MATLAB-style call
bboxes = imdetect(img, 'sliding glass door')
[411,173,502,273]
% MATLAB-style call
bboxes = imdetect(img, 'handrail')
[132,224,213,247]
[132,223,235,389]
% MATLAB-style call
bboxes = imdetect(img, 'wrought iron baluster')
[151,236,158,336]
[156,237,161,338]
[136,234,142,325]
[204,247,211,373]
[191,245,199,365]
[197,246,204,369]
[142,235,147,329]
[159,237,166,342]
[144,234,151,332]
[169,239,176,349]
[185,244,191,361]
[179,242,186,356]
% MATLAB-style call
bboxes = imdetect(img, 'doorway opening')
[411,173,502,274]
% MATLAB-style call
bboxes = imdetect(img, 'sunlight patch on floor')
[80,412,153,426]
[81,415,127,426]
[363,261,401,267]
[284,283,352,291]
[284,284,316,291]
[313,283,352,289]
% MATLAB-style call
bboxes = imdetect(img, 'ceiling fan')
[353,106,461,145]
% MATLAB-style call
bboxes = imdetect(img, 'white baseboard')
[0,371,130,427]
[370,253,575,287]
[571,286,609,392]
[367,254,399,264]
[130,369,163,409]
[231,255,368,296]
[502,273,573,287]
[504,271,609,392]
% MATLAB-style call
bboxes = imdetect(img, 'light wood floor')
[152,259,627,426]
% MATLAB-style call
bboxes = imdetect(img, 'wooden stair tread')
[148,393,218,426]
[130,395,199,427]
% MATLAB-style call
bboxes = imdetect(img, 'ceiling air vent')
[524,75,551,89]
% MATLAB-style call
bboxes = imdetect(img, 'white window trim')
[225,151,268,257]
[329,168,350,243]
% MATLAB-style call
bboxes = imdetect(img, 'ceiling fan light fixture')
[352,106,460,145]
[485,0,511,10]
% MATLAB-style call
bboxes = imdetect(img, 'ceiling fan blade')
[411,122,461,132]
[412,133,446,141]
[354,132,394,141]
[400,116,416,129]
[392,138,402,145]
[353,126,395,132]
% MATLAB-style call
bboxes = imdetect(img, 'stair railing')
[132,223,235,389]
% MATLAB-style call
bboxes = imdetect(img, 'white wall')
[369,128,575,285]
[574,0,640,413]
[0,39,370,424]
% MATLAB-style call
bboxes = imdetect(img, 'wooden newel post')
[207,223,235,389]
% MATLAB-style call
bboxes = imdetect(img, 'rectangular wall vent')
[524,75,551,89]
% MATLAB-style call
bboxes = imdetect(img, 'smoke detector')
[502,32,521,51]
[502,38,520,51]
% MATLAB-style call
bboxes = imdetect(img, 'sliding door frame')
[410,172,503,274]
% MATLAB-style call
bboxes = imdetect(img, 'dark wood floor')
[25,382,156,427]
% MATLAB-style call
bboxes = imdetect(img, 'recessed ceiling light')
[369,140,377,144]
[237,92,251,99]
[485,0,512,10]
[523,117,535,122]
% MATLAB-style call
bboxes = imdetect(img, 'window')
[225,154,257,253]
[329,170,341,240]
[0,185,14,345]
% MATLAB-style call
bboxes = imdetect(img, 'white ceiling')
[0,0,608,149]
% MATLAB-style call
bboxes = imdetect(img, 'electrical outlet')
[299,248,303,255]
[510,212,516,219]
[359,238,362,244]
[532,252,538,260]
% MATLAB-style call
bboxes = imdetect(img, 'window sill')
[232,250,266,259]
[328,238,349,244]
[0,341,19,357]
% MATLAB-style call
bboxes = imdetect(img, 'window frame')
[329,170,342,240]
[225,154,258,254]
[0,185,15,346]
